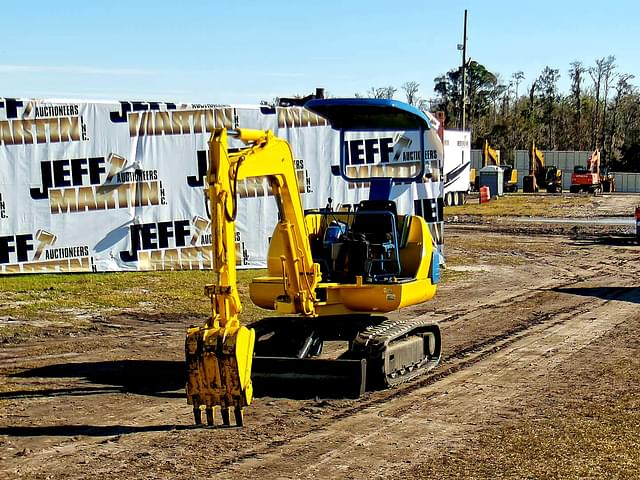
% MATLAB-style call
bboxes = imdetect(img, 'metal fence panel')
[514,150,528,189]
[613,172,640,192]
[470,149,483,170]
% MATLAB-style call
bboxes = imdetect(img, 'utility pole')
[459,9,468,130]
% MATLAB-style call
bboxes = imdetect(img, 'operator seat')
[349,200,400,280]
[350,200,397,243]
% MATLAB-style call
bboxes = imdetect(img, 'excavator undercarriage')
[251,315,441,398]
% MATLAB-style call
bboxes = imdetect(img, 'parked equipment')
[601,167,616,192]
[569,149,615,193]
[481,140,518,192]
[523,142,562,193]
[185,99,442,426]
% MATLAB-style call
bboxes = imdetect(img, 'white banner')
[0,98,444,274]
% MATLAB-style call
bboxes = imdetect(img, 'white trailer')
[442,130,471,206]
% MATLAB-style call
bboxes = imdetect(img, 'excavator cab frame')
[305,98,430,200]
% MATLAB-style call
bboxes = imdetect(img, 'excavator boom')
[483,140,500,167]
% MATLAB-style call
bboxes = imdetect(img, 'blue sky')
[1,0,637,104]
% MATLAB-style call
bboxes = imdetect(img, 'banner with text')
[0,98,443,274]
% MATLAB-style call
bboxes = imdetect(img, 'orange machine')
[569,149,614,193]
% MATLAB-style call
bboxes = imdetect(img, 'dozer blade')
[185,324,255,426]
[252,357,366,399]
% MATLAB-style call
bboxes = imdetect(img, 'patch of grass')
[444,234,535,268]
[0,270,268,340]
[440,268,468,283]
[446,193,592,217]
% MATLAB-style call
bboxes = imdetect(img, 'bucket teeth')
[205,407,214,426]
[191,405,244,427]
[221,408,230,426]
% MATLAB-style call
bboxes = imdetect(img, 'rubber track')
[354,317,441,387]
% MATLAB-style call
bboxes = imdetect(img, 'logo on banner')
[344,135,438,166]
[187,150,312,196]
[0,98,87,145]
[0,192,6,219]
[118,216,247,270]
[109,101,236,137]
[277,108,328,128]
[0,230,92,274]
[30,153,167,214]
[343,134,438,190]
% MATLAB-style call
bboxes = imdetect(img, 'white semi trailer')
[442,130,471,206]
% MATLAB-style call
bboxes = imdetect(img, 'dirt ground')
[1,193,639,479]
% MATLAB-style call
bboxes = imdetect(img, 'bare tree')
[600,57,617,154]
[512,71,525,99]
[401,81,421,105]
[528,80,538,120]
[608,73,635,160]
[366,86,397,99]
[589,56,615,148]
[569,61,585,149]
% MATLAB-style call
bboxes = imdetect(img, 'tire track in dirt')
[214,283,638,479]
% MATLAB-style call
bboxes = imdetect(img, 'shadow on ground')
[552,286,640,304]
[3,360,185,400]
[572,234,639,246]
[0,424,197,437]
[3,359,355,401]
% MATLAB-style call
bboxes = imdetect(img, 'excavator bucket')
[185,323,255,426]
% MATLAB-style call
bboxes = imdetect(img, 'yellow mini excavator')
[185,99,442,426]
[523,141,562,193]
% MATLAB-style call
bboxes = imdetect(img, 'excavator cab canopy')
[305,98,433,131]
[305,99,433,199]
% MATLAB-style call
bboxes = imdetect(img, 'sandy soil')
[1,194,639,479]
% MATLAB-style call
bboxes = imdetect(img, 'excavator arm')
[483,139,500,167]
[530,141,545,175]
[185,128,321,426]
